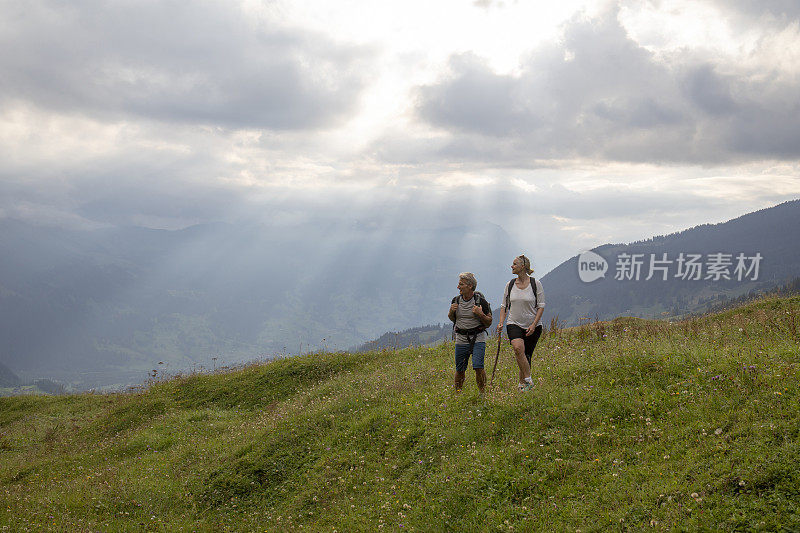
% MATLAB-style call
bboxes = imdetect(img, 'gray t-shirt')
[454,295,488,344]
[501,278,545,328]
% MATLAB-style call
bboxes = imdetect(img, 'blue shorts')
[454,342,486,372]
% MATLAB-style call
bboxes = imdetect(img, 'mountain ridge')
[540,199,799,326]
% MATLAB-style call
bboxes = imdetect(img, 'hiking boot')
[516,383,525,391]
[522,382,535,391]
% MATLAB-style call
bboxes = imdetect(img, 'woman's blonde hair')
[458,272,477,290]
[517,255,533,275]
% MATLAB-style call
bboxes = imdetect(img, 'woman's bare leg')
[510,338,531,383]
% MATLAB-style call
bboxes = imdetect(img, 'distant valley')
[1,200,798,392]
[0,219,518,390]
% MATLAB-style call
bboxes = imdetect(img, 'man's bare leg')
[454,370,466,391]
[475,368,487,393]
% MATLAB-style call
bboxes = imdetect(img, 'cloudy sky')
[2,0,799,273]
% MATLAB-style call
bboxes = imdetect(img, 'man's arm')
[448,301,458,322]
[473,304,492,328]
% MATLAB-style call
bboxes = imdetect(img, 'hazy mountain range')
[0,218,518,390]
[1,199,798,391]
[542,199,800,325]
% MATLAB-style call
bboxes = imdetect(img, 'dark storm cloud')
[417,53,538,137]
[0,0,371,130]
[412,6,800,164]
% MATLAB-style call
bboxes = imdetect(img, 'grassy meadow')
[1,295,799,531]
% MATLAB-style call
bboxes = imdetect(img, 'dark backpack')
[450,291,492,345]
[504,277,538,312]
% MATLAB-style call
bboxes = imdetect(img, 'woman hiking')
[495,255,545,391]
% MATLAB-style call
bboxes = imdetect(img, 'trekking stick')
[489,330,502,386]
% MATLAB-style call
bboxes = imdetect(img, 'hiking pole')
[489,329,502,386]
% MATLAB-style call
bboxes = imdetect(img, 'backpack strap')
[473,291,484,310]
[450,296,457,339]
[473,292,489,335]
[455,292,487,310]
[530,277,538,308]
[454,325,484,350]
[453,292,489,313]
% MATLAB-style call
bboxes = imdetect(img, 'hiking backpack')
[450,291,492,343]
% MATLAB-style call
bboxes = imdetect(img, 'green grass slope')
[1,296,799,531]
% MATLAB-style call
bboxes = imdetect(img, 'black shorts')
[506,324,542,364]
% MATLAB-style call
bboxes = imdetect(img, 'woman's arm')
[526,307,544,335]
[495,308,506,333]
[526,280,545,335]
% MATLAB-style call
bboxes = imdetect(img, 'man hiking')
[448,272,492,393]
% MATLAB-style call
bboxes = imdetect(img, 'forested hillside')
[353,323,451,352]
[541,200,800,326]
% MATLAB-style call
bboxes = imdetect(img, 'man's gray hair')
[458,272,477,290]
